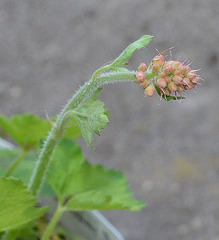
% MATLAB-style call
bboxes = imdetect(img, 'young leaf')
[92,35,153,80]
[63,117,82,139]
[73,88,109,149]
[47,139,145,211]
[109,35,154,69]
[0,177,48,232]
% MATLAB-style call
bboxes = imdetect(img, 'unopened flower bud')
[152,64,160,72]
[171,60,181,68]
[179,66,187,75]
[174,69,181,75]
[186,82,195,90]
[140,80,149,88]
[137,52,201,99]
[164,76,171,83]
[138,63,147,72]
[163,64,173,74]
[145,84,155,97]
[177,85,184,92]
[182,78,190,86]
[187,71,196,80]
[156,78,167,88]
[159,71,166,78]
[135,71,146,83]
[168,82,177,92]
[152,55,165,66]
[172,75,183,85]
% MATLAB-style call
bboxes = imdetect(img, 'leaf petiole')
[41,203,65,240]
[4,149,28,177]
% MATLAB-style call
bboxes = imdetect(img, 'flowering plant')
[0,35,200,240]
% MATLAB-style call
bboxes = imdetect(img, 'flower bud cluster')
[135,53,200,98]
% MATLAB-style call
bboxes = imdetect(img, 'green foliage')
[0,114,52,150]
[73,88,109,149]
[109,35,154,70]
[0,177,48,232]
[63,117,82,139]
[0,114,82,151]
[47,139,145,211]
[92,35,154,78]
[0,148,55,196]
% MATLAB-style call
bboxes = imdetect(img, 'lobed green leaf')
[0,114,82,151]
[0,114,52,150]
[0,177,48,232]
[47,139,145,211]
[0,148,55,196]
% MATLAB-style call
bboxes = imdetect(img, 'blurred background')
[0,0,219,239]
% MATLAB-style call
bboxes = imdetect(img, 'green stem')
[41,203,65,240]
[4,149,28,177]
[29,71,136,196]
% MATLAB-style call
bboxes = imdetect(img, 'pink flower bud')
[177,85,184,92]
[137,53,201,100]
[159,71,166,78]
[138,63,147,72]
[140,80,149,88]
[156,78,167,88]
[145,84,155,97]
[135,71,146,83]
[152,64,160,72]
[152,55,165,66]
[182,78,190,86]
[174,69,181,75]
[172,75,183,85]
[171,61,181,68]
[163,64,173,74]
[179,66,187,75]
[186,82,195,90]
[164,76,171,83]
[168,82,177,92]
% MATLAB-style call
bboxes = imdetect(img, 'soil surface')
[0,1,219,240]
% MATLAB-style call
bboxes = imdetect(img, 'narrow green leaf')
[92,35,153,80]
[0,177,48,232]
[74,88,109,149]
[47,139,145,211]
[109,35,154,69]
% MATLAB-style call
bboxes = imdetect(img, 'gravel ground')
[0,0,219,240]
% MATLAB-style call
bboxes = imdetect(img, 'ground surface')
[0,1,219,240]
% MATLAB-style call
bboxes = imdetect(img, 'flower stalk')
[29,71,137,196]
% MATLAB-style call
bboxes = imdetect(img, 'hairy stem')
[29,71,136,196]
